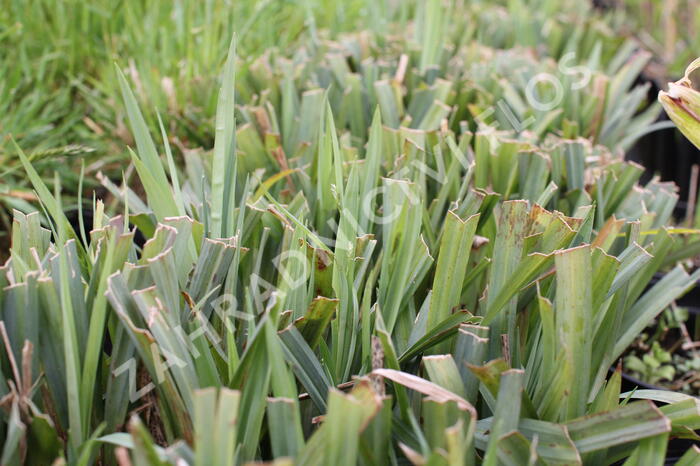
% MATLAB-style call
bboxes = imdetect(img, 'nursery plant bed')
[7,2,700,463]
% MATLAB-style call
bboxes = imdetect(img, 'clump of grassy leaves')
[1,0,672,242]
[3,8,700,461]
[6,3,700,466]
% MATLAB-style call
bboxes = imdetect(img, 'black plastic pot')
[627,112,700,203]
[626,75,700,205]
[64,208,93,246]
[64,207,146,249]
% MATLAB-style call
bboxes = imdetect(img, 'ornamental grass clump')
[0,0,662,245]
[3,5,700,466]
[3,24,700,463]
[235,27,658,154]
